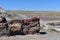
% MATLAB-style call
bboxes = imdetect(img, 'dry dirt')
[0,29,60,40]
[0,11,60,40]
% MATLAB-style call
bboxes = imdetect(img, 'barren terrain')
[0,10,60,40]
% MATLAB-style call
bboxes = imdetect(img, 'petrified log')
[29,24,40,34]
[22,16,40,34]
[0,16,8,36]
[0,23,8,29]
[0,16,7,23]
[8,21,23,35]
[23,28,29,35]
[7,16,40,35]
[0,16,7,30]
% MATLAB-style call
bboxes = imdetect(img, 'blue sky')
[0,0,60,11]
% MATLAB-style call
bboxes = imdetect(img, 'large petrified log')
[8,16,40,35]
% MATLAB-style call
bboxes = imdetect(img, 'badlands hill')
[6,11,60,20]
[0,7,60,21]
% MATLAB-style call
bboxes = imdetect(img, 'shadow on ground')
[39,32,47,35]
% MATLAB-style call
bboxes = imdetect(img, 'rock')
[7,16,40,35]
[8,20,22,35]
[0,16,8,36]
[23,28,29,35]
[22,16,40,34]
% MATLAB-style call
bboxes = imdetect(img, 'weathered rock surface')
[7,17,40,35]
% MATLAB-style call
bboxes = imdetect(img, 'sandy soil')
[0,29,60,40]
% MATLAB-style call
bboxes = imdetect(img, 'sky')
[0,0,60,11]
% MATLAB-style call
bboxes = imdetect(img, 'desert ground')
[0,28,60,40]
[0,8,60,40]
